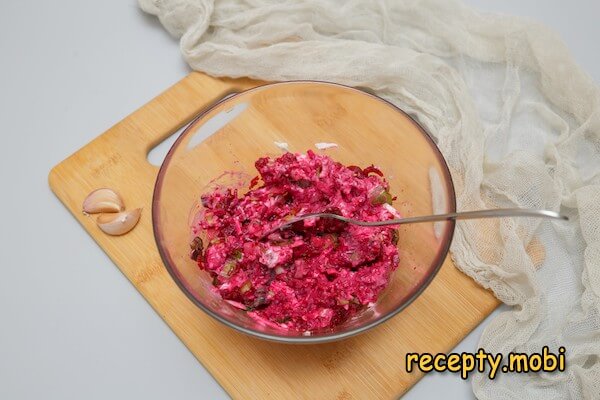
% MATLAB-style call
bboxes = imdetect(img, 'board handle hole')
[146,100,248,167]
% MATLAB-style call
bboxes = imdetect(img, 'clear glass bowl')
[152,81,456,343]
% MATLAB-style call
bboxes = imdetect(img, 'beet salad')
[190,150,400,332]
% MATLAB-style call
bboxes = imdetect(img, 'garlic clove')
[96,208,142,236]
[83,188,125,214]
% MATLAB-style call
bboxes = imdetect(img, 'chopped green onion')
[231,249,243,261]
[326,233,339,247]
[190,237,204,260]
[220,260,236,277]
[392,229,399,245]
[369,186,393,205]
[240,280,252,294]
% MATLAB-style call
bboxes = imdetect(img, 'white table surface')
[1,1,597,399]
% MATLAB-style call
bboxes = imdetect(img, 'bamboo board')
[49,72,499,399]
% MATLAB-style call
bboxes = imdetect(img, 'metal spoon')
[264,208,567,237]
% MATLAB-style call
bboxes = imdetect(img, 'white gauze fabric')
[139,0,600,398]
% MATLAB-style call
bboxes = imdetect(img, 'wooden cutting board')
[49,72,499,399]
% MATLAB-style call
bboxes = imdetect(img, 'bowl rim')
[152,80,457,344]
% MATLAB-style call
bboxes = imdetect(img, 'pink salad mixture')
[190,151,400,332]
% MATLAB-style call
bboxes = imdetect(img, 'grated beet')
[193,150,400,332]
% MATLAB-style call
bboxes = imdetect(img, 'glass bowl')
[152,81,456,343]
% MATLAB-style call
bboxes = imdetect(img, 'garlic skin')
[274,141,289,151]
[96,208,142,236]
[315,142,338,150]
[83,188,125,214]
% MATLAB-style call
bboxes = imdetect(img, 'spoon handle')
[262,208,568,238]
[294,208,567,227]
[381,208,566,226]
